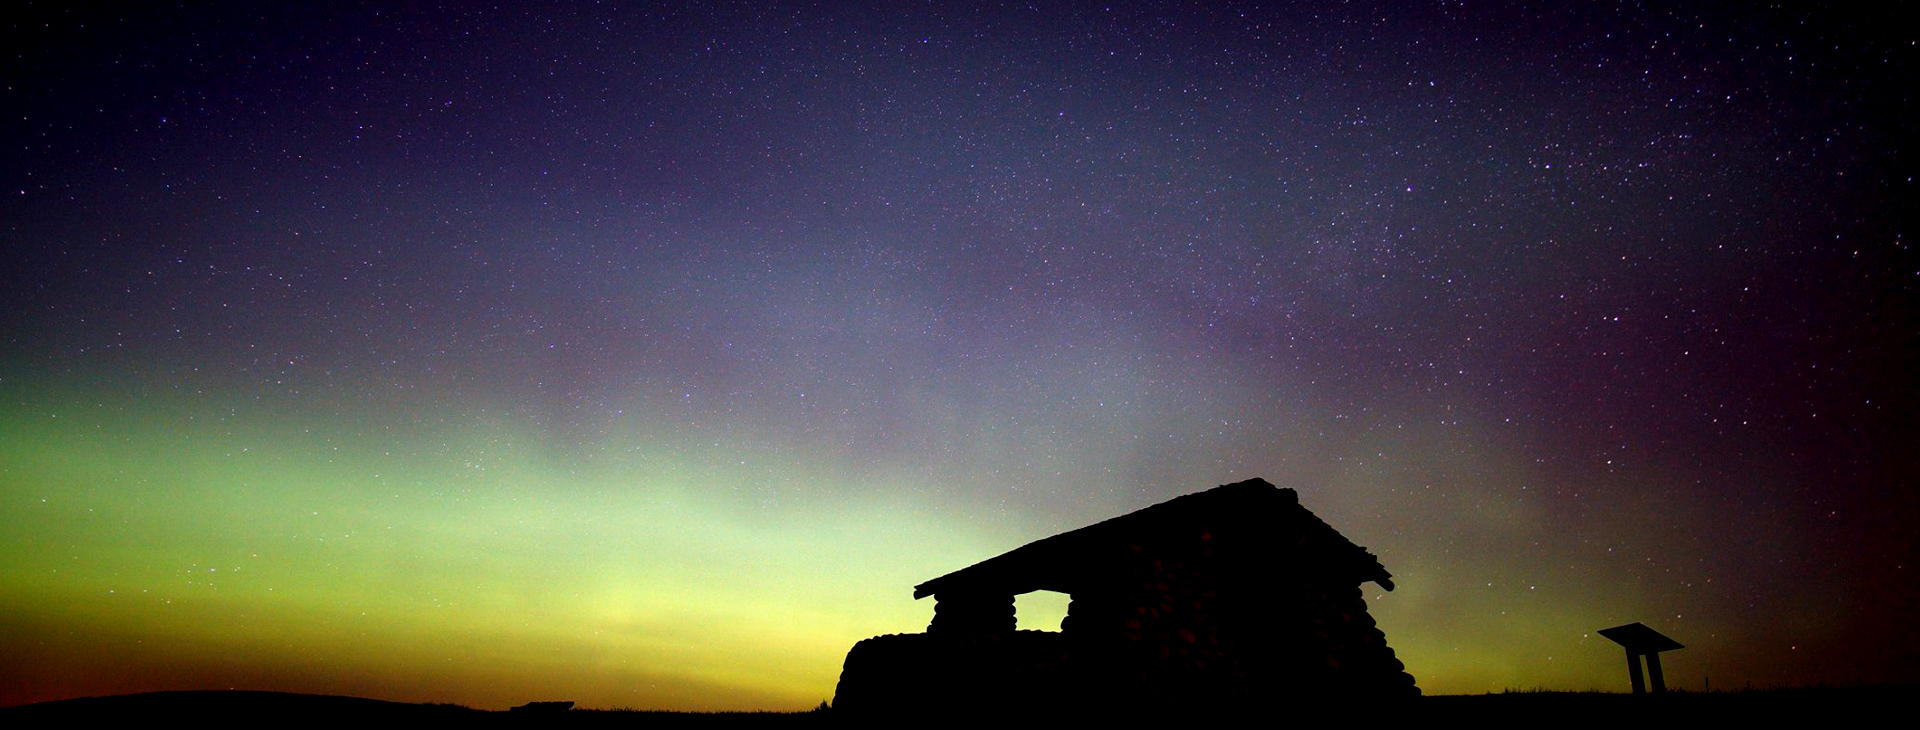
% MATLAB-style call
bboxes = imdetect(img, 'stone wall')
[834,540,1416,715]
[833,480,1419,715]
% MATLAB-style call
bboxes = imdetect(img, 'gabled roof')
[913,478,1395,600]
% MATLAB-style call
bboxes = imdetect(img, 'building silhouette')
[833,478,1419,714]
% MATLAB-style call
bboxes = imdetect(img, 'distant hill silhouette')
[0,691,486,722]
[0,690,836,723]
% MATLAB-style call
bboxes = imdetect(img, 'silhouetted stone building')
[833,478,1419,715]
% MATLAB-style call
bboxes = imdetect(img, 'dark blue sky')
[2,2,1913,708]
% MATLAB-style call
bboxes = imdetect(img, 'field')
[3,685,1910,725]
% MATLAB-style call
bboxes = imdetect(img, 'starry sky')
[2,1,1913,711]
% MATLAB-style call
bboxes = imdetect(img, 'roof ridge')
[913,477,1393,599]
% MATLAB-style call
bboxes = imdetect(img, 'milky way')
[2,3,1912,710]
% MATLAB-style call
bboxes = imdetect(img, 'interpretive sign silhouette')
[1598,622,1684,694]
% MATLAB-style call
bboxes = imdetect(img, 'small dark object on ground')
[511,700,575,712]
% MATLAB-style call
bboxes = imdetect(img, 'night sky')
[3,2,1913,711]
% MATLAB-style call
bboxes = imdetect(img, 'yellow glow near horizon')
[0,383,1039,710]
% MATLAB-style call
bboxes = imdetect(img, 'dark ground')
[3,685,1912,724]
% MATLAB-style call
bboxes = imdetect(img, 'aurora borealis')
[2,1,1913,711]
